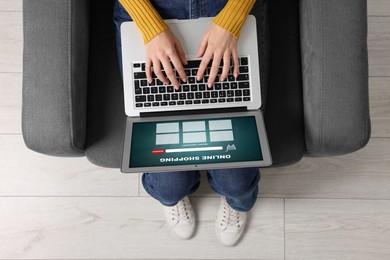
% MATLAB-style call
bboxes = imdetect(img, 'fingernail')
[182,78,187,82]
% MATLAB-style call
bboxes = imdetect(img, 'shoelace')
[220,201,241,229]
[170,199,190,222]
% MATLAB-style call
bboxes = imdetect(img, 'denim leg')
[142,171,201,206]
[207,168,261,212]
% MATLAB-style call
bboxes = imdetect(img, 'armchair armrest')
[22,0,90,156]
[300,0,371,156]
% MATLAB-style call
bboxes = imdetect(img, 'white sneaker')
[163,196,195,239]
[215,196,247,246]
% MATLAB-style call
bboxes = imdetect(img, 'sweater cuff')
[119,0,169,44]
[212,0,256,39]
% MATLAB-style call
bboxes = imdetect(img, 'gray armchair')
[22,0,371,168]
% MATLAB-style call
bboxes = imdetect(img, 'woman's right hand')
[145,29,188,90]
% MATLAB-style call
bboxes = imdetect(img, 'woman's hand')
[196,23,239,88]
[145,30,187,90]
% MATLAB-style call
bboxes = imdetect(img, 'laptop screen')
[128,116,263,168]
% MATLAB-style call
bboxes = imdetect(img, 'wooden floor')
[1,0,390,259]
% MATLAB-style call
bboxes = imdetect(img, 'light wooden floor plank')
[0,0,22,12]
[370,77,390,137]
[285,199,390,260]
[368,17,390,76]
[368,0,390,16]
[0,135,139,196]
[0,197,284,260]
[0,11,22,73]
[259,138,390,199]
[0,73,22,134]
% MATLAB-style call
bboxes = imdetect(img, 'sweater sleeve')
[212,0,256,39]
[119,0,256,44]
[119,0,168,44]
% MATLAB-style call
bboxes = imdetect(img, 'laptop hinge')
[140,107,247,118]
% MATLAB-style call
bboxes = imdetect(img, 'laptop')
[120,15,272,173]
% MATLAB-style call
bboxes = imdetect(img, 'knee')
[209,168,260,198]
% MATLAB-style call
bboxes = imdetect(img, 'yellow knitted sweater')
[119,0,256,44]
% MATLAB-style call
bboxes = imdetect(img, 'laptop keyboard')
[132,56,251,108]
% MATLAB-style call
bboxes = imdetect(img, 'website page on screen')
[129,116,263,168]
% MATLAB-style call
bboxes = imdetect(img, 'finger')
[220,51,231,82]
[153,58,169,85]
[170,54,187,88]
[196,33,208,58]
[145,58,153,83]
[208,54,222,88]
[161,58,179,88]
[196,49,213,81]
[232,49,239,78]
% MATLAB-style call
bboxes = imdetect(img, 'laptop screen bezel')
[121,110,272,173]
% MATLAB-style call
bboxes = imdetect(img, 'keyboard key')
[218,98,226,103]
[152,102,160,107]
[243,89,250,96]
[228,75,235,81]
[178,101,185,105]
[163,94,171,101]
[133,63,141,68]
[227,98,234,102]
[179,93,186,100]
[239,82,250,88]
[219,91,226,98]
[151,87,158,93]
[172,93,179,100]
[203,92,210,98]
[235,90,243,96]
[240,57,248,65]
[155,94,163,101]
[185,60,201,68]
[214,83,222,90]
[183,85,190,92]
[143,87,150,94]
[227,90,234,97]
[186,100,193,105]
[202,99,210,104]
[199,84,206,91]
[184,69,191,76]
[210,99,218,103]
[222,83,230,89]
[235,97,242,102]
[244,97,251,101]
[187,93,194,99]
[147,95,154,102]
[144,102,151,107]
[211,91,218,98]
[230,82,238,89]
[134,72,146,79]
[239,66,249,73]
[169,101,176,106]
[141,80,148,86]
[194,100,201,104]
[135,103,143,107]
[237,74,249,81]
[159,87,166,93]
[167,86,174,92]
[191,85,198,91]
[188,77,196,84]
[136,96,146,102]
[195,92,202,99]
[161,102,168,106]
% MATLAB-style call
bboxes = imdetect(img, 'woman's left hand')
[196,23,239,88]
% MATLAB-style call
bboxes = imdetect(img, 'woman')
[114,0,260,247]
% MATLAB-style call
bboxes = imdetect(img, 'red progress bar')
[152,149,165,154]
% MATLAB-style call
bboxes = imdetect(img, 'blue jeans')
[113,0,261,212]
